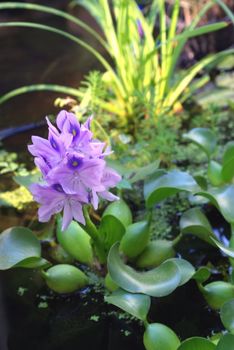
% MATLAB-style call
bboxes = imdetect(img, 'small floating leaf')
[0,227,41,270]
[220,299,234,334]
[105,289,151,321]
[183,128,217,158]
[108,243,194,297]
[143,323,180,350]
[120,221,150,258]
[144,170,199,208]
[43,264,88,293]
[180,208,216,245]
[177,337,215,350]
[202,281,234,309]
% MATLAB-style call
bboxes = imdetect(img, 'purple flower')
[28,110,121,230]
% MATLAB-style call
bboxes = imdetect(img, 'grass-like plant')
[0,0,233,131]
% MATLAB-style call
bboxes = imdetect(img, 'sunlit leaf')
[183,128,217,158]
[207,161,223,186]
[0,227,41,270]
[220,299,234,334]
[144,323,180,350]
[136,240,175,268]
[202,281,234,309]
[180,208,216,245]
[144,170,199,208]
[196,185,234,223]
[105,289,151,321]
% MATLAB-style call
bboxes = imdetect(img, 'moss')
[0,186,33,210]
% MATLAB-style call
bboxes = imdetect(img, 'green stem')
[83,206,106,263]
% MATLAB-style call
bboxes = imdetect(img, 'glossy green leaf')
[43,264,88,294]
[196,186,234,223]
[57,219,93,265]
[177,337,215,350]
[211,237,234,258]
[202,281,234,309]
[223,141,234,164]
[183,128,217,158]
[207,161,223,186]
[221,157,234,182]
[216,334,234,350]
[167,258,195,286]
[108,243,194,297]
[0,227,41,270]
[129,160,160,184]
[220,299,234,333]
[180,208,216,245]
[144,170,199,208]
[16,257,51,269]
[136,240,175,268]
[120,221,150,258]
[99,199,132,250]
[193,267,211,284]
[143,323,180,350]
[105,289,151,321]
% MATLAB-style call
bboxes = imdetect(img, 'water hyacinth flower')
[28,110,121,230]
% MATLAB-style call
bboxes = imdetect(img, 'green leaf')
[223,141,234,164]
[216,334,234,350]
[57,219,93,265]
[180,208,216,245]
[99,199,132,251]
[177,337,215,350]
[202,281,234,309]
[211,237,234,258]
[42,264,88,294]
[108,243,194,297]
[120,221,150,258]
[167,258,195,286]
[193,267,211,284]
[207,161,223,186]
[183,128,217,158]
[221,157,234,183]
[196,186,234,223]
[144,170,199,208]
[136,240,175,268]
[105,289,151,321]
[16,257,51,269]
[0,227,41,270]
[220,299,234,333]
[143,323,180,350]
[129,160,160,184]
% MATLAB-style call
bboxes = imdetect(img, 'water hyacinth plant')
[28,110,121,230]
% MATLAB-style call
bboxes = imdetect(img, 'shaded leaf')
[216,334,234,350]
[183,128,217,158]
[136,240,175,268]
[129,160,160,184]
[220,299,234,334]
[0,227,41,270]
[120,221,150,258]
[207,161,223,186]
[193,267,211,284]
[180,208,216,245]
[211,237,234,258]
[105,289,151,321]
[202,281,234,309]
